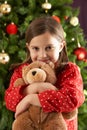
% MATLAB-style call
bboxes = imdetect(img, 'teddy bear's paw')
[43,122,67,130]
[12,119,35,130]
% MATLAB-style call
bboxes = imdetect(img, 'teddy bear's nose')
[32,71,36,76]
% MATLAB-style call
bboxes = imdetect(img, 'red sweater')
[5,62,85,130]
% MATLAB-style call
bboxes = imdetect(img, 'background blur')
[0,0,87,130]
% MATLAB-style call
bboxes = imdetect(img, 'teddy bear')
[12,61,77,130]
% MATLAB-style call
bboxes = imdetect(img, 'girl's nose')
[39,50,47,58]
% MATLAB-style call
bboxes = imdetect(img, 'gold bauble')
[0,1,11,14]
[42,2,52,10]
[0,50,10,64]
[42,1,52,13]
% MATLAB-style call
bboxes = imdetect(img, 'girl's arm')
[15,82,57,118]
[15,62,85,116]
[38,62,85,113]
[15,94,41,118]
[4,64,28,112]
[23,82,57,95]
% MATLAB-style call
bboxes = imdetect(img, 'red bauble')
[52,15,61,23]
[6,23,18,34]
[73,47,87,61]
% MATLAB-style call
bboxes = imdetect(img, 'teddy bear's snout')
[32,71,37,76]
[26,68,47,84]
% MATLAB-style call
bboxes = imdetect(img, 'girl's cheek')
[32,56,37,61]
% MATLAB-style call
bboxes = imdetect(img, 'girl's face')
[26,32,64,64]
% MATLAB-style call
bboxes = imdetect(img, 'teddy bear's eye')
[39,66,41,69]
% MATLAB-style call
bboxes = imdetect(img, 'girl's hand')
[23,83,39,95]
[15,95,30,118]
[36,82,57,93]
[24,82,57,95]
[15,94,41,118]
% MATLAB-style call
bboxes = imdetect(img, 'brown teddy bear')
[12,61,77,130]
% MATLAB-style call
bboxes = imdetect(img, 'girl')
[5,16,85,130]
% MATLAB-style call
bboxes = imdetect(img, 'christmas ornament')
[73,47,87,61]
[52,15,61,23]
[0,1,11,14]
[70,16,79,26]
[6,23,18,35]
[64,16,68,20]
[0,50,10,64]
[42,0,52,13]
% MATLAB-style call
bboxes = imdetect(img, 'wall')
[72,0,87,40]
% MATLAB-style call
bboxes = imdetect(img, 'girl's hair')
[25,16,68,67]
[10,16,68,71]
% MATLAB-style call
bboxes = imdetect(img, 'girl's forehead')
[29,32,61,46]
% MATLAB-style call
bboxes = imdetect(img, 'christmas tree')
[0,0,87,130]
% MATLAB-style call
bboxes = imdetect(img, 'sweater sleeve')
[38,62,85,112]
[4,64,28,112]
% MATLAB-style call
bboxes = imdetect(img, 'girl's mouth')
[38,59,50,63]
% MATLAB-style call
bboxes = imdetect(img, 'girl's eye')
[46,46,54,51]
[32,47,39,51]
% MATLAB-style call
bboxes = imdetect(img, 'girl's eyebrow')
[30,45,37,47]
[47,44,56,47]
[46,43,54,46]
